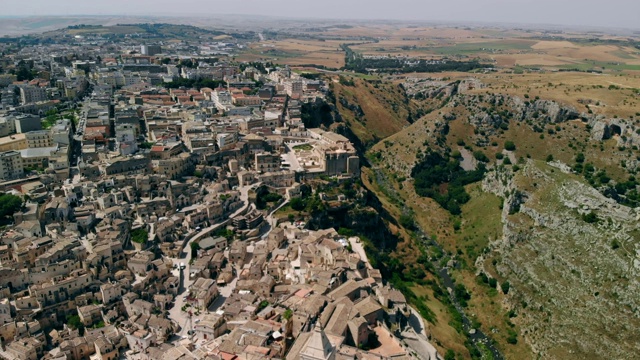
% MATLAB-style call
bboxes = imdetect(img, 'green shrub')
[473,151,489,163]
[399,214,416,230]
[290,197,306,211]
[412,152,486,215]
[611,240,620,250]
[0,193,22,220]
[582,211,598,223]
[453,220,461,231]
[444,349,456,360]
[501,281,511,294]
[131,229,148,244]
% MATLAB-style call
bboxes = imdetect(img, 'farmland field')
[239,25,640,74]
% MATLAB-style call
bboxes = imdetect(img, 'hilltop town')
[2,15,640,360]
[0,25,438,360]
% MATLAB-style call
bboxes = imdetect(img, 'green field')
[554,61,640,71]
[430,40,534,55]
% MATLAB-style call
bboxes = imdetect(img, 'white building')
[116,123,139,156]
[216,132,237,149]
[211,90,233,111]
[50,119,72,146]
[0,150,24,180]
[141,45,162,56]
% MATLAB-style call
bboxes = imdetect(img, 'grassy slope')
[361,168,471,358]
[331,77,417,146]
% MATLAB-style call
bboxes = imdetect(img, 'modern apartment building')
[0,150,24,180]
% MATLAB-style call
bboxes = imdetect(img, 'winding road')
[167,184,254,338]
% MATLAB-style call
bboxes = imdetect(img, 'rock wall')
[479,160,640,359]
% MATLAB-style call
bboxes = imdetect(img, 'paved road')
[266,199,289,228]
[186,184,253,245]
[348,237,371,269]
[207,275,238,313]
[167,183,256,339]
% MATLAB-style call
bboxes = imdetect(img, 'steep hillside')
[482,160,640,359]
[364,71,640,359]
[329,76,420,148]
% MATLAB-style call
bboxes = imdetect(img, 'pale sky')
[3,0,639,29]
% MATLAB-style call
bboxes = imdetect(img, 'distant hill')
[44,23,227,40]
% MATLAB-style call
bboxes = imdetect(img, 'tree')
[66,315,85,335]
[504,141,516,151]
[575,152,585,163]
[454,284,471,307]
[412,151,486,215]
[288,214,295,223]
[190,241,201,258]
[257,300,269,312]
[501,281,511,294]
[611,239,620,250]
[131,228,148,244]
[300,184,312,198]
[0,193,23,220]
[283,309,293,321]
[256,186,282,210]
[213,228,234,241]
[180,59,196,68]
[42,108,59,129]
[445,349,456,360]
[399,214,416,230]
[16,65,35,81]
[290,197,306,211]
[93,321,106,329]
[473,151,489,163]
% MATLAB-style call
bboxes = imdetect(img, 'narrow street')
[167,183,262,340]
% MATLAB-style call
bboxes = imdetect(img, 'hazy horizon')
[3,0,640,30]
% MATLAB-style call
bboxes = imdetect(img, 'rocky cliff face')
[480,160,640,359]
[589,117,640,147]
[373,75,640,359]
[511,97,580,123]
